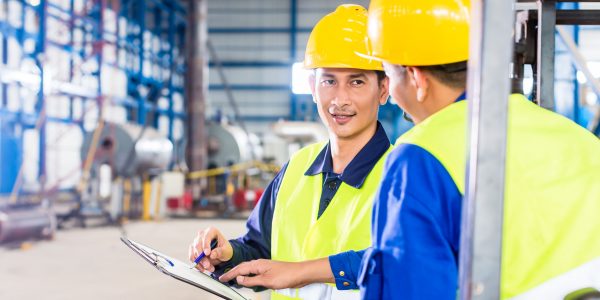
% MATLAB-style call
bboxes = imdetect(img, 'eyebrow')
[320,72,368,79]
[348,73,367,79]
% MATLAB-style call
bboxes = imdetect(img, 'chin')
[331,129,355,140]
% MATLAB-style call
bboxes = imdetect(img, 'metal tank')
[206,122,262,167]
[81,122,173,177]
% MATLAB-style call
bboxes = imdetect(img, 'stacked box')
[7,0,22,28]
[100,64,127,98]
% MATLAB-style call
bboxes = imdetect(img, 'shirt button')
[328,182,337,190]
[343,282,350,287]
[339,271,345,277]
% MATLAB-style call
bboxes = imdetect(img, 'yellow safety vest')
[271,142,391,300]
[397,93,600,299]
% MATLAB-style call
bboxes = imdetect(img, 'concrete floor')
[0,218,269,300]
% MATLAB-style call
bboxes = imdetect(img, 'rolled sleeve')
[329,249,366,290]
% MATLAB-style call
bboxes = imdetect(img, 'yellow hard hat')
[364,0,471,66]
[304,4,383,71]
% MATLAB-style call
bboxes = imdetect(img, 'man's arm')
[217,248,368,289]
[218,257,335,289]
[359,144,462,300]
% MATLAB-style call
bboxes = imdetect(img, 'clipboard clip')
[121,237,175,267]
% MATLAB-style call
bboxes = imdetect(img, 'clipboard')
[121,237,248,300]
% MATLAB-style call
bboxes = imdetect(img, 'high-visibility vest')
[397,93,600,299]
[271,142,391,300]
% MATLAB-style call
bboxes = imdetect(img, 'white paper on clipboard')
[121,237,248,300]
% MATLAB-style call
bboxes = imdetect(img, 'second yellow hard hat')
[364,0,471,66]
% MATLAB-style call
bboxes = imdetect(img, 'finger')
[194,258,207,272]
[188,244,196,262]
[201,257,213,270]
[195,264,207,272]
[207,262,215,273]
[210,246,222,260]
[202,228,217,255]
[219,261,258,282]
[192,233,203,255]
[236,274,265,287]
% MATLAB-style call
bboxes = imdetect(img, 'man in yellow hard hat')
[357,0,600,299]
[189,5,392,299]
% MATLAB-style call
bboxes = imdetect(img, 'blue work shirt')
[357,94,465,299]
[216,122,390,291]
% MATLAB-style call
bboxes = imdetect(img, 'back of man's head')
[418,61,468,90]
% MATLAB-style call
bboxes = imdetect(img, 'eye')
[321,79,335,86]
[350,79,365,86]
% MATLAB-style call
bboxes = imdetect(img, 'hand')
[218,258,334,290]
[188,227,233,272]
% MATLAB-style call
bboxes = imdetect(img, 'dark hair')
[375,70,386,84]
[419,61,467,89]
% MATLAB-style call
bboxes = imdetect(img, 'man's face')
[383,62,416,115]
[310,68,388,140]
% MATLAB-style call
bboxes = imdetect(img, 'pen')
[190,238,218,269]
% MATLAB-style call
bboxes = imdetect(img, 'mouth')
[331,113,356,124]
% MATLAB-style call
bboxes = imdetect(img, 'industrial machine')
[0,201,56,244]
[206,122,262,168]
[58,122,173,226]
[171,122,275,216]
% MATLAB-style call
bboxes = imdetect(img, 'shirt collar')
[304,121,391,188]
[455,91,467,103]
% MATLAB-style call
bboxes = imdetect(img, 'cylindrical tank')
[0,203,56,243]
[271,121,329,143]
[81,123,173,177]
[206,123,262,167]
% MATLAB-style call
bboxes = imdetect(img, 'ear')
[378,76,390,106]
[308,73,317,103]
[406,67,429,103]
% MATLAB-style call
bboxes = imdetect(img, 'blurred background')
[0,0,599,299]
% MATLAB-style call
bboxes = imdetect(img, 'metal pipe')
[536,0,557,110]
[460,0,514,299]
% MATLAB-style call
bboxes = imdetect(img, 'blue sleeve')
[214,163,288,275]
[329,249,366,290]
[358,144,462,300]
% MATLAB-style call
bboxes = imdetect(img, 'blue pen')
[190,238,218,269]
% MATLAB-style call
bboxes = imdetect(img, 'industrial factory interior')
[1,0,600,300]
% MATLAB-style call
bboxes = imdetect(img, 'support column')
[185,0,208,193]
[459,0,514,299]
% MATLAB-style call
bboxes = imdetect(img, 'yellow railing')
[186,160,280,179]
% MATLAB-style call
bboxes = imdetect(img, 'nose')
[331,86,351,107]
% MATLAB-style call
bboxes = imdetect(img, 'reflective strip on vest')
[274,284,360,300]
[271,142,391,300]
[397,94,600,299]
